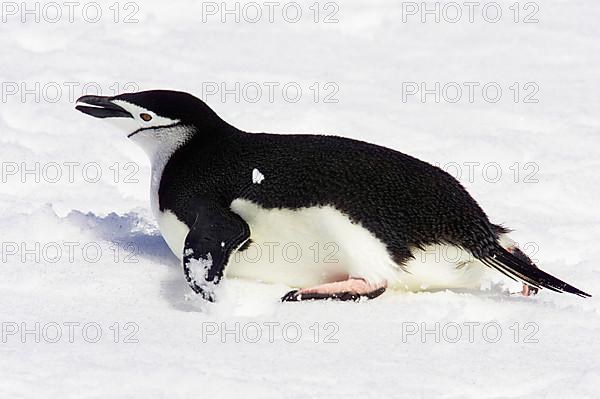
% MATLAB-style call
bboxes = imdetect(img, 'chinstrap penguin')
[76,90,591,302]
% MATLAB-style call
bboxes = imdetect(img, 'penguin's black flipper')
[182,202,250,302]
[479,246,591,298]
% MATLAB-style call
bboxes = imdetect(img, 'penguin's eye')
[140,113,153,122]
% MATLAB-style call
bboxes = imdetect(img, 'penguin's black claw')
[281,287,386,302]
[330,291,361,301]
[281,290,359,302]
[363,286,387,299]
[281,290,301,302]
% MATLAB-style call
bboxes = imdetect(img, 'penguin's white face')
[76,90,230,160]
[110,99,181,133]
[76,94,195,159]
[109,99,193,158]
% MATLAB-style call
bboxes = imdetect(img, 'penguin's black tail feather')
[479,246,591,298]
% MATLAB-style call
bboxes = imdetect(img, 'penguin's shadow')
[66,210,199,312]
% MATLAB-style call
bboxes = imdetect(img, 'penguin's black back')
[159,130,504,264]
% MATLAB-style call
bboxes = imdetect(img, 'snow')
[1,0,599,398]
[186,253,214,287]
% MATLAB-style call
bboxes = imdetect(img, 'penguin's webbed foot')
[281,278,387,302]
[521,284,539,297]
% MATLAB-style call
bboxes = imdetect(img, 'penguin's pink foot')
[281,278,387,302]
[521,283,539,297]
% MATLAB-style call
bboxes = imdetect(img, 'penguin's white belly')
[399,247,486,291]
[155,199,487,291]
[227,199,400,287]
[155,210,190,257]
[227,199,486,290]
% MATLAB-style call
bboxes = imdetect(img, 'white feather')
[155,197,492,291]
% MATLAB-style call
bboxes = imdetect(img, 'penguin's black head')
[76,90,231,155]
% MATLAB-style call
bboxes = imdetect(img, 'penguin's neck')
[131,125,193,161]
[130,125,196,219]
[131,123,241,218]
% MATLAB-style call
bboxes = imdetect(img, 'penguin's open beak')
[75,95,132,119]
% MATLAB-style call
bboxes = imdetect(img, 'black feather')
[479,246,591,298]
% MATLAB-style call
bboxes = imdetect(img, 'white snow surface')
[186,253,213,287]
[1,1,600,398]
